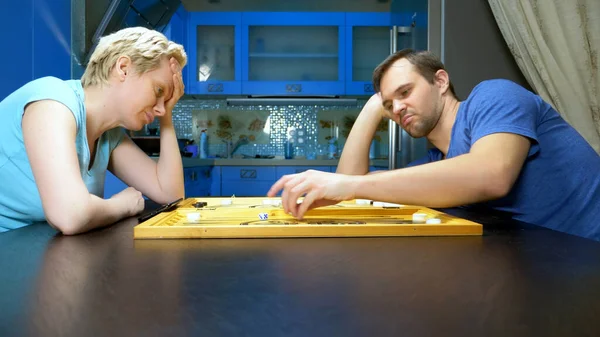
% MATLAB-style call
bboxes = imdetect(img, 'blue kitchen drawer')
[221,181,275,197]
[220,166,277,181]
[276,166,331,179]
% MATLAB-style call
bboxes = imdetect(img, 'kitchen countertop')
[2,205,600,336]
[156,157,389,167]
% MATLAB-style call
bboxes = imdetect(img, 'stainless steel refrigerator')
[387,10,430,169]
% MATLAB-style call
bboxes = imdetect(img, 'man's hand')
[267,170,357,219]
[164,57,184,119]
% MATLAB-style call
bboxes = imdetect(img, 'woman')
[0,27,187,234]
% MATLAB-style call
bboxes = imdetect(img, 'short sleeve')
[13,77,84,133]
[406,148,444,167]
[466,80,541,156]
[105,127,126,153]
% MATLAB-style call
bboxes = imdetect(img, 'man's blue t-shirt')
[411,79,600,240]
[0,77,124,232]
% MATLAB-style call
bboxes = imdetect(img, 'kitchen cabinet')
[241,12,346,96]
[186,12,242,95]
[276,166,332,179]
[184,166,212,197]
[220,166,276,197]
[178,11,425,97]
[345,13,392,95]
[163,5,189,93]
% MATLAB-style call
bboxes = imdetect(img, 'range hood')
[84,0,181,64]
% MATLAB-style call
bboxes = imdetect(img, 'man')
[0,27,186,234]
[268,49,600,241]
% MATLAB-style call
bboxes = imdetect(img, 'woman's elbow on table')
[44,199,94,235]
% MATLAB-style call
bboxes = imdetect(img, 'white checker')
[186,212,201,222]
[355,199,371,205]
[221,199,233,205]
[426,218,442,224]
[412,213,427,223]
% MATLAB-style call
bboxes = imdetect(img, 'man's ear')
[434,69,450,94]
[115,56,132,81]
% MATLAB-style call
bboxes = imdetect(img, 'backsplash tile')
[151,98,389,158]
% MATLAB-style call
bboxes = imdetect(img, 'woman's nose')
[154,100,166,116]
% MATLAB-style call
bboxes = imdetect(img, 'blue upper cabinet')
[345,13,392,96]
[163,5,189,93]
[241,12,346,96]
[186,12,242,95]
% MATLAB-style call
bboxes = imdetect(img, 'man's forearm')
[156,121,184,201]
[353,154,504,208]
[337,95,384,175]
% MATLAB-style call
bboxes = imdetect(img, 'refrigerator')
[387,2,431,169]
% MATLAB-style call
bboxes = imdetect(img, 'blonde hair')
[81,27,187,87]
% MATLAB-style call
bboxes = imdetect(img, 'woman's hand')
[163,57,184,119]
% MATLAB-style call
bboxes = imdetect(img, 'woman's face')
[116,57,175,131]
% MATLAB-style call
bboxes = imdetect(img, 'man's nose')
[392,100,406,116]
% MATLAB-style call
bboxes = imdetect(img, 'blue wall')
[0,0,72,100]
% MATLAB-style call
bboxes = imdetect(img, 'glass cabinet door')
[351,26,390,83]
[345,13,391,95]
[241,12,345,96]
[187,13,241,95]
[247,25,339,82]
[196,25,235,82]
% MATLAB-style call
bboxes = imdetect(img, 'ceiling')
[181,0,391,12]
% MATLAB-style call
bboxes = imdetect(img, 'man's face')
[379,58,442,138]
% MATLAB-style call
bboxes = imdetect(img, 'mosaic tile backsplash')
[148,98,390,159]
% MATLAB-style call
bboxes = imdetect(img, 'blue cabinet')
[276,166,332,179]
[186,12,242,95]
[345,13,392,95]
[220,166,276,197]
[177,11,425,97]
[163,5,189,92]
[184,166,212,197]
[241,12,346,96]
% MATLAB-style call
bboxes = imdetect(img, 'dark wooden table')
[1,206,600,337]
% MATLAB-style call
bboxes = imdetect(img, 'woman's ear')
[115,56,132,81]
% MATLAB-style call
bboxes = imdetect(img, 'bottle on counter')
[284,140,295,159]
[327,137,338,159]
[199,129,208,159]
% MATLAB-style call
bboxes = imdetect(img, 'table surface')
[1,206,600,337]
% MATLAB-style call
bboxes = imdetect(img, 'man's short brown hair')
[372,49,457,98]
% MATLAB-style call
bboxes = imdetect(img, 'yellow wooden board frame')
[133,197,483,239]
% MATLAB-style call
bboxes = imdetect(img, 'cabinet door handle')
[240,169,257,179]
[285,84,302,93]
[208,83,224,92]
